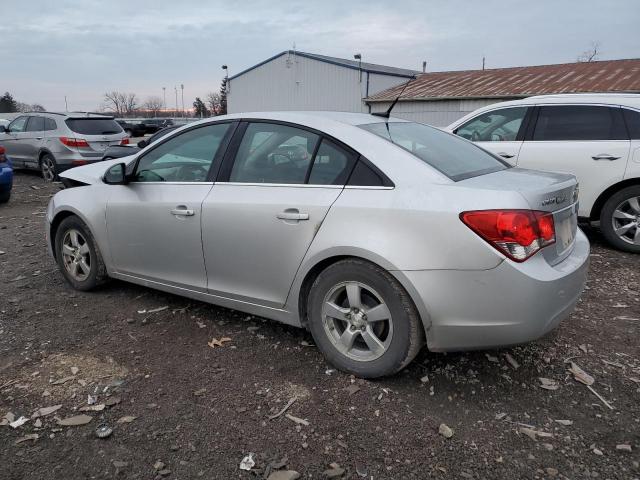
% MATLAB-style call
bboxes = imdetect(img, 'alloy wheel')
[322,281,393,361]
[41,157,56,182]
[61,229,91,281]
[612,196,640,245]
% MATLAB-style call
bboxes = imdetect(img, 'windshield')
[359,122,509,181]
[65,118,123,135]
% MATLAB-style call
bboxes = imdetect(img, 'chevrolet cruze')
[46,112,589,378]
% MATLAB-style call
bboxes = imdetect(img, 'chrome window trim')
[214,181,343,189]
[126,181,214,185]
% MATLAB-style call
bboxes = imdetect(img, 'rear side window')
[360,122,508,181]
[44,118,57,131]
[65,118,123,135]
[230,123,319,184]
[532,106,627,141]
[25,116,45,132]
[347,160,387,186]
[307,139,356,185]
[622,108,640,139]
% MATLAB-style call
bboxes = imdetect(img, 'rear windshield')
[359,122,509,181]
[65,118,123,135]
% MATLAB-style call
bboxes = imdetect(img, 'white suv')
[446,94,640,252]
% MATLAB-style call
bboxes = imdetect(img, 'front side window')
[532,105,627,141]
[25,116,45,132]
[134,123,231,182]
[230,123,319,184]
[360,121,508,181]
[8,116,28,133]
[456,107,528,142]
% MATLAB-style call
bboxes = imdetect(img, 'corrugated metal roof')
[229,50,420,81]
[366,59,640,102]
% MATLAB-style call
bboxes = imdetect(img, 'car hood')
[59,156,135,185]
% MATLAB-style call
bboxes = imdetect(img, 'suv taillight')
[59,137,90,148]
[120,138,129,145]
[0,146,5,161]
[460,209,555,262]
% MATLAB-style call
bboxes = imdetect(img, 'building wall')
[368,98,509,126]
[228,53,411,114]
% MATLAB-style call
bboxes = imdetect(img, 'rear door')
[454,106,531,164]
[516,105,631,217]
[106,122,234,290]
[23,116,46,168]
[202,121,356,307]
[1,116,29,165]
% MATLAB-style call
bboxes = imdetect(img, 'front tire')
[0,188,10,203]
[600,185,640,253]
[40,153,58,182]
[307,259,424,378]
[54,216,108,290]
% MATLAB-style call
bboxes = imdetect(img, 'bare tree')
[577,41,601,62]
[205,91,222,116]
[142,96,163,117]
[103,91,138,117]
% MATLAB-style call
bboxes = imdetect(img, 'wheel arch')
[292,250,432,338]
[49,208,100,261]
[590,178,640,221]
[38,148,55,164]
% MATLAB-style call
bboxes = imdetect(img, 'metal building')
[227,50,419,114]
[366,58,640,126]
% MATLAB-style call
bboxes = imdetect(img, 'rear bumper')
[401,228,590,351]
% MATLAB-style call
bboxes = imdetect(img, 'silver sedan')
[46,112,589,378]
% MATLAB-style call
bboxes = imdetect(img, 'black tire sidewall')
[40,154,58,182]
[307,260,419,378]
[600,186,640,253]
[54,216,102,290]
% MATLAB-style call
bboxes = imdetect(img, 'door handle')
[36,137,43,140]
[497,152,515,159]
[592,154,621,161]
[170,206,195,216]
[277,209,309,221]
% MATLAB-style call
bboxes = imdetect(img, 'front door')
[106,122,234,291]
[202,122,357,307]
[454,106,530,164]
[1,116,29,166]
[516,105,631,218]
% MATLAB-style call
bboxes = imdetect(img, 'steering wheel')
[176,164,208,182]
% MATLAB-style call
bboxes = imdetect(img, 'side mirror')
[104,162,128,185]
[1,126,8,133]
[137,139,148,148]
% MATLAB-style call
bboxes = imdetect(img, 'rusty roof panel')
[366,59,640,102]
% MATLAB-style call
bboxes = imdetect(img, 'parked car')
[116,120,146,138]
[102,125,180,160]
[0,119,9,129]
[46,112,588,378]
[140,118,174,134]
[0,146,12,203]
[446,93,640,252]
[0,112,128,182]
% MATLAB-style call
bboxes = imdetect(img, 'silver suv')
[0,112,128,181]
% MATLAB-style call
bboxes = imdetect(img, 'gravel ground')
[1,171,639,480]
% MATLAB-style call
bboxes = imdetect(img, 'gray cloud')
[3,0,639,110]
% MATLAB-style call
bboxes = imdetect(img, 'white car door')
[453,106,530,164]
[106,122,234,291]
[201,122,356,308]
[516,105,631,218]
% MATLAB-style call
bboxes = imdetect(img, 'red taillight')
[59,137,90,148]
[460,209,555,262]
[0,145,5,161]
[120,138,129,145]
[71,160,88,166]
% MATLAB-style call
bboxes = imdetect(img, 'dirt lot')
[1,172,639,480]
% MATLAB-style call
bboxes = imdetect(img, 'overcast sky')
[3,0,639,111]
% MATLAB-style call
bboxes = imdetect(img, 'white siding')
[228,53,410,114]
[368,99,502,126]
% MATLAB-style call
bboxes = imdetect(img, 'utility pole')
[174,86,178,118]
[180,84,184,118]
[482,56,486,70]
[64,96,68,111]
[162,87,166,113]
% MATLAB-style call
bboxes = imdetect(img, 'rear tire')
[307,259,424,378]
[600,185,640,253]
[0,188,10,203]
[54,216,108,290]
[40,153,58,182]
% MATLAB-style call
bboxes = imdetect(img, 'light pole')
[354,53,362,82]
[174,86,178,118]
[180,84,184,118]
[162,87,166,113]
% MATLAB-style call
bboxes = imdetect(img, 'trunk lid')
[65,117,126,158]
[459,167,579,265]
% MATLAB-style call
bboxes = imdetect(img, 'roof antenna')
[371,76,415,119]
